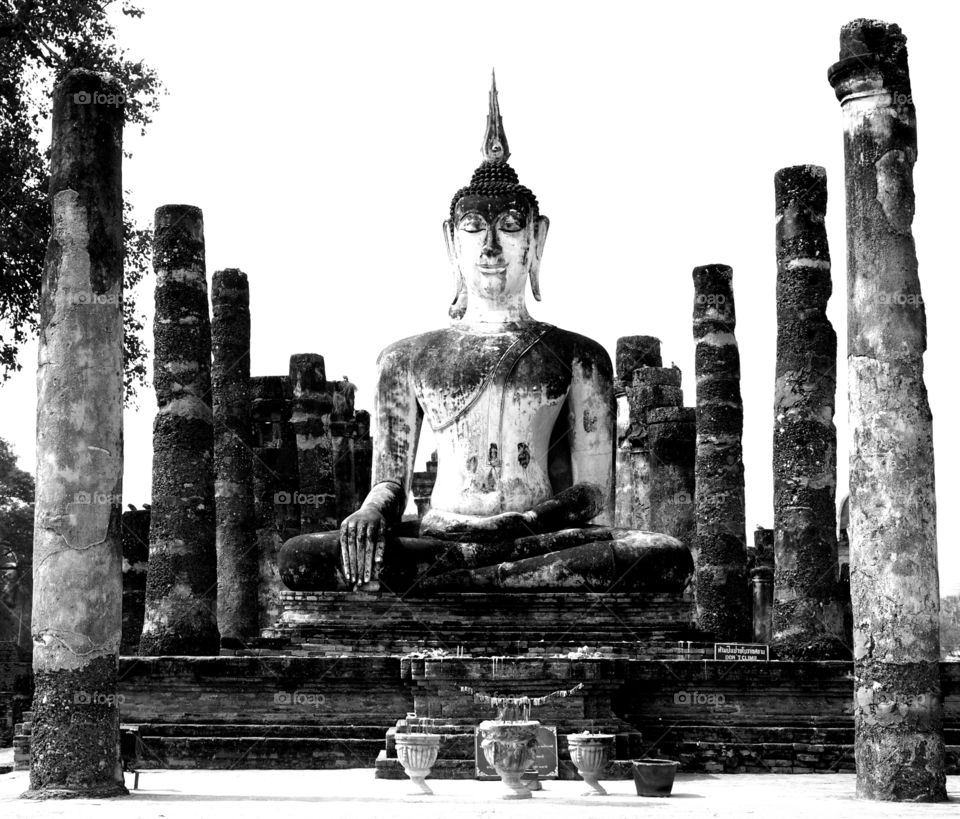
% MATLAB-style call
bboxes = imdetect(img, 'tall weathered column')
[829,19,946,801]
[211,269,258,645]
[28,69,126,798]
[772,165,846,660]
[289,354,337,533]
[692,264,749,641]
[140,205,219,656]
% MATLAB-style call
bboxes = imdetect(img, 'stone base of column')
[23,656,127,799]
[854,660,947,801]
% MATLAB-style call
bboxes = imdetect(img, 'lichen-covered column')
[772,165,846,660]
[251,375,299,632]
[28,69,126,798]
[289,354,336,533]
[140,205,219,656]
[211,269,257,645]
[692,264,749,641]
[829,18,946,801]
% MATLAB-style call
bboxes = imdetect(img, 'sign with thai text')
[475,725,558,779]
[714,642,769,661]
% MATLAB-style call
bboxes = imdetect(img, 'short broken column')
[829,18,946,801]
[211,268,258,645]
[120,507,150,655]
[28,69,126,798]
[140,205,219,656]
[613,336,662,529]
[751,528,774,644]
[330,378,359,522]
[251,375,299,632]
[772,165,846,660]
[354,409,373,507]
[289,354,337,533]
[692,264,749,641]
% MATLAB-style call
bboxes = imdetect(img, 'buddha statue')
[279,74,691,594]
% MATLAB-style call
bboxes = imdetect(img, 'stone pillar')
[289,354,336,533]
[27,69,126,798]
[251,375,299,632]
[751,567,774,644]
[772,165,846,660]
[751,527,775,644]
[354,409,373,504]
[646,407,696,548]
[692,264,749,641]
[120,507,150,655]
[140,205,219,656]
[211,269,257,645]
[829,19,946,801]
[613,336,661,528]
[330,378,359,522]
[412,451,439,519]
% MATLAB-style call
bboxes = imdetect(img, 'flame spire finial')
[482,69,510,163]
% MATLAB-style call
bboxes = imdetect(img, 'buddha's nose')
[482,226,501,255]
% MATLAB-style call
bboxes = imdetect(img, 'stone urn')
[479,720,541,799]
[566,732,614,795]
[395,733,441,795]
[631,758,679,797]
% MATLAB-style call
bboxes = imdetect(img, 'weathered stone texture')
[613,337,694,550]
[251,375,299,632]
[829,18,946,801]
[772,165,846,660]
[692,264,749,641]
[28,69,126,798]
[289,354,337,533]
[120,507,150,655]
[140,204,219,657]
[212,268,257,644]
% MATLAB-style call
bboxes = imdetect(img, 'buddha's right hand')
[339,507,387,586]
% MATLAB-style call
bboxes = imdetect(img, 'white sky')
[2,0,958,596]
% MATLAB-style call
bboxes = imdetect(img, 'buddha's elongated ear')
[528,214,549,302]
[444,219,467,319]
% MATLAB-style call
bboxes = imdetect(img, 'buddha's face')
[446,193,547,306]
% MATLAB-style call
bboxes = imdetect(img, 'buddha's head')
[444,73,549,322]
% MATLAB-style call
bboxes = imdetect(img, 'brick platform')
[265,591,698,656]
[106,656,960,775]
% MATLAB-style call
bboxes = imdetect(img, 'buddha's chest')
[411,332,572,436]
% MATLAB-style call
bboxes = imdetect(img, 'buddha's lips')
[477,264,507,275]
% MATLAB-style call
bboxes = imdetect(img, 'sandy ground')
[0,765,957,819]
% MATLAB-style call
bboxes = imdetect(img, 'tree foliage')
[0,0,161,402]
